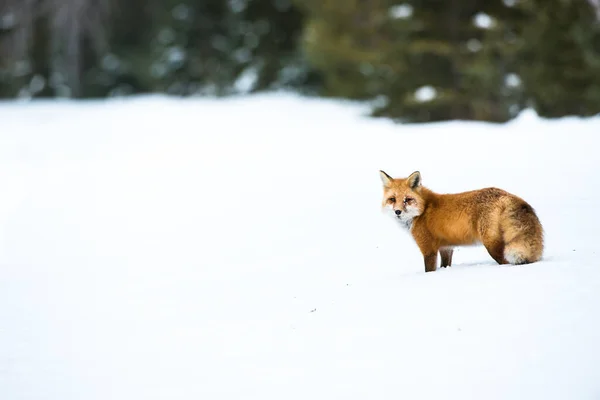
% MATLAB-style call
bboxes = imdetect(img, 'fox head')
[379,170,424,229]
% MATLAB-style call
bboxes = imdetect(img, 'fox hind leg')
[483,239,508,265]
[440,248,453,267]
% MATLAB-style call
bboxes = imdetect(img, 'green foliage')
[518,0,600,118]
[1,0,600,122]
[83,0,317,98]
[298,0,528,122]
[296,0,392,99]
[0,0,317,99]
[0,24,19,98]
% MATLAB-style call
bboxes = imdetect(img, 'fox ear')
[407,171,421,189]
[379,170,393,186]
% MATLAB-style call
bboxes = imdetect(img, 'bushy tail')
[501,201,544,264]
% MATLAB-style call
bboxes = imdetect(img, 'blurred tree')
[82,0,318,97]
[0,0,37,98]
[234,0,321,92]
[1,0,317,99]
[0,0,114,98]
[295,0,392,99]
[297,0,528,122]
[518,0,600,118]
[2,0,600,123]
[0,11,16,97]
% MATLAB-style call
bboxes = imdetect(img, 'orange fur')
[380,170,544,272]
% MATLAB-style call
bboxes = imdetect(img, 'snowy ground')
[0,93,599,400]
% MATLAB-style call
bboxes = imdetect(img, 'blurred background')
[0,0,599,123]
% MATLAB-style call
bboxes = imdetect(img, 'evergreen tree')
[0,13,19,97]
[298,0,528,122]
[81,0,315,98]
[518,0,600,118]
[233,0,318,92]
[1,0,315,99]
[2,0,600,123]
[295,0,392,99]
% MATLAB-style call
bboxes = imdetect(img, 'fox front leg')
[414,233,439,272]
[413,229,438,272]
[423,253,438,272]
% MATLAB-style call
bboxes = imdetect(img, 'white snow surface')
[0,93,599,400]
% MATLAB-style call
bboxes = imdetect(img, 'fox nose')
[395,209,402,216]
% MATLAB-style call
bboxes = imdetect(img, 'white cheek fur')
[383,204,420,231]
[398,205,420,230]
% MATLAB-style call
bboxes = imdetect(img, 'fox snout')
[394,209,402,216]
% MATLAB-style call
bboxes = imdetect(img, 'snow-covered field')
[0,93,599,400]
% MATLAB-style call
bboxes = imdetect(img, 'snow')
[474,12,494,29]
[0,93,599,400]
[505,73,522,88]
[389,4,413,19]
[414,85,437,102]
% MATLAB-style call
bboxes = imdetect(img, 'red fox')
[379,170,544,272]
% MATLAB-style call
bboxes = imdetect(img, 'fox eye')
[404,197,414,204]
[388,197,396,203]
